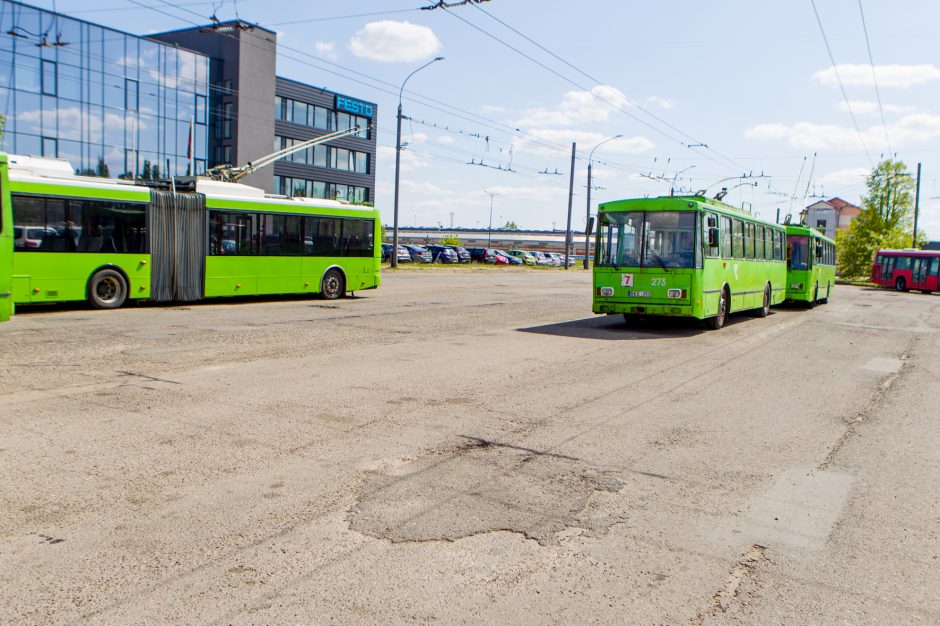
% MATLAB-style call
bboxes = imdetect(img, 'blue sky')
[48,0,940,237]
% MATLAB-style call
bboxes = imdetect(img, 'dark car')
[467,247,487,263]
[426,245,459,263]
[403,244,432,263]
[494,249,523,265]
[381,243,411,263]
[448,245,472,263]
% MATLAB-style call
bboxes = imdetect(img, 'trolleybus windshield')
[598,211,695,269]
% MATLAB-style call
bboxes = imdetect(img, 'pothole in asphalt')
[348,437,624,545]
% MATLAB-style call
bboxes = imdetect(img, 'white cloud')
[837,100,915,115]
[378,145,428,171]
[816,167,870,188]
[515,85,631,127]
[645,96,675,109]
[348,21,441,63]
[745,113,940,151]
[314,41,337,60]
[481,104,506,114]
[516,128,654,158]
[813,64,940,88]
[437,135,456,145]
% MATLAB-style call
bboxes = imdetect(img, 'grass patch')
[836,277,876,287]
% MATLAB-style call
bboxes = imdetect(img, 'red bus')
[872,249,940,293]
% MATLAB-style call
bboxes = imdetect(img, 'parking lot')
[1,270,939,624]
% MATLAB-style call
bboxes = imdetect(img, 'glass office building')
[0,0,209,178]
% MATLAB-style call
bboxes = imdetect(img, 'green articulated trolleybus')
[784,223,836,305]
[0,150,380,321]
[592,195,788,330]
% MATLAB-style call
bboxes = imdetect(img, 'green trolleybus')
[784,224,835,305]
[0,153,380,318]
[592,195,787,330]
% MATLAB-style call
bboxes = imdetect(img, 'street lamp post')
[485,190,497,247]
[392,56,444,268]
[584,134,622,269]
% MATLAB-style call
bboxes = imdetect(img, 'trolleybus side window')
[745,222,755,259]
[703,212,719,258]
[732,219,744,259]
[209,210,255,256]
[12,194,146,253]
[721,216,732,259]
[755,225,765,260]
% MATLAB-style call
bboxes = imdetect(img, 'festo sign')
[336,96,374,118]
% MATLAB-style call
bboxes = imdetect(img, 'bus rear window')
[787,235,808,270]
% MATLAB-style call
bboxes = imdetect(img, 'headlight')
[599,287,614,297]
[667,289,687,299]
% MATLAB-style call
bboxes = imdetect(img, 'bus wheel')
[320,269,345,300]
[88,268,128,309]
[705,288,728,330]
[895,277,907,292]
[754,284,771,318]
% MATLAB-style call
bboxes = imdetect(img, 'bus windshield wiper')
[646,249,672,273]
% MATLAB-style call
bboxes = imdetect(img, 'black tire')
[320,268,345,300]
[754,284,771,318]
[895,276,907,292]
[705,287,729,330]
[88,268,128,309]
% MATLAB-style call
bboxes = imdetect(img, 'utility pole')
[564,142,576,270]
[485,191,497,247]
[912,162,922,248]
[585,134,621,269]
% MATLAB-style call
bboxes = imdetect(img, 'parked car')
[545,252,566,267]
[447,245,472,263]
[381,243,411,263]
[507,250,537,266]
[531,251,553,266]
[426,245,459,263]
[466,247,488,263]
[403,244,433,263]
[469,248,509,264]
[489,249,510,265]
[494,249,523,265]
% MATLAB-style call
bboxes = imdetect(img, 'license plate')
[628,290,651,297]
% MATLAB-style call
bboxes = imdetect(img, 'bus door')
[0,155,12,321]
[917,257,939,292]
[911,258,926,290]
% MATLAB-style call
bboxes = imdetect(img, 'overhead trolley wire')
[452,2,753,175]
[857,0,891,155]
[809,0,875,167]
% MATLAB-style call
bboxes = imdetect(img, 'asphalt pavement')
[1,270,938,624]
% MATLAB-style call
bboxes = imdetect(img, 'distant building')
[804,197,862,239]
[924,241,940,251]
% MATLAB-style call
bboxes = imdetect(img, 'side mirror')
[707,227,720,248]
[586,216,595,235]
[706,215,718,228]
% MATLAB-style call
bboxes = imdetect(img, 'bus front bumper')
[594,301,694,317]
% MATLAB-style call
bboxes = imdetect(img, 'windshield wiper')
[645,249,672,273]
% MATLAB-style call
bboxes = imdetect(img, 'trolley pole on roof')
[912,162,922,248]
[564,142,576,270]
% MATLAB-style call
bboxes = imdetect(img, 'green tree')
[503,220,519,230]
[440,234,462,246]
[0,114,5,139]
[836,159,921,277]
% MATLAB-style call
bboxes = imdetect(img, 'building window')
[223,102,233,139]
[41,60,57,96]
[195,94,207,124]
[817,219,827,231]
[42,137,58,158]
[125,78,138,111]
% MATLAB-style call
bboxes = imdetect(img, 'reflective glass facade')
[0,0,209,178]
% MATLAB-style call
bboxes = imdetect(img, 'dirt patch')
[348,438,624,545]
